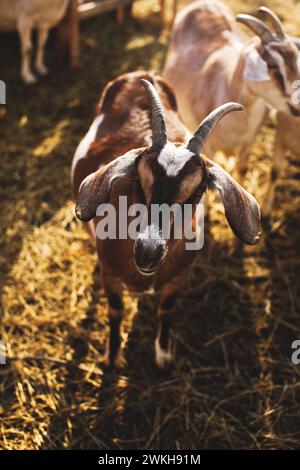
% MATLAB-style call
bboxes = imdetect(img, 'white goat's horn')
[258,6,286,40]
[236,13,274,44]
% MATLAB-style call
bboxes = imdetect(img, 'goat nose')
[134,237,166,274]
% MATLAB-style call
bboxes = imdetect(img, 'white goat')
[164,1,300,215]
[0,0,69,83]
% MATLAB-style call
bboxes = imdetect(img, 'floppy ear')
[243,47,270,81]
[205,158,262,245]
[75,148,142,221]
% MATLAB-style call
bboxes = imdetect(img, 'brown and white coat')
[72,71,261,368]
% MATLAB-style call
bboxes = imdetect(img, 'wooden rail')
[78,0,132,21]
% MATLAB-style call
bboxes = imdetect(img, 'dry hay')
[0,0,300,450]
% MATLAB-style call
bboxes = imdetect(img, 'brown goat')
[72,71,261,369]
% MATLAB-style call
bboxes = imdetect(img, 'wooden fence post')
[55,0,79,67]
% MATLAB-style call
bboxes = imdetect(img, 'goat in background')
[164,1,300,215]
[0,0,69,83]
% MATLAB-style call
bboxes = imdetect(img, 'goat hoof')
[22,72,37,84]
[103,349,125,369]
[113,349,126,368]
[155,338,173,369]
[36,65,49,77]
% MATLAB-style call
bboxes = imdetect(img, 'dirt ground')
[0,0,299,450]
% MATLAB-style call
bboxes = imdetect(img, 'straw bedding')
[0,0,299,450]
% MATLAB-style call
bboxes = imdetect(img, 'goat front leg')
[155,281,180,369]
[261,134,284,217]
[102,272,125,368]
[35,27,50,76]
[17,19,36,84]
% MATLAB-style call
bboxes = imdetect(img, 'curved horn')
[140,79,167,148]
[187,103,244,155]
[236,14,274,44]
[257,6,286,40]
